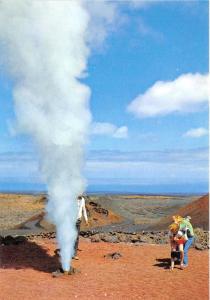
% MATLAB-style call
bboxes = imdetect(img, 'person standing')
[53,194,89,277]
[179,216,194,267]
[73,195,89,260]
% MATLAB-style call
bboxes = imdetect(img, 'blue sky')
[0,1,208,193]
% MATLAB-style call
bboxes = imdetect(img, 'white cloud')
[137,18,164,41]
[183,127,209,138]
[84,0,155,50]
[85,0,118,47]
[91,122,115,135]
[127,73,209,117]
[91,122,128,139]
[0,148,208,188]
[0,152,43,183]
[113,126,128,138]
[126,0,151,9]
[85,148,208,185]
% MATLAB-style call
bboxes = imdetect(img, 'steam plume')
[0,0,93,271]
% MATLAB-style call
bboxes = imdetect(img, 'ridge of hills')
[154,194,209,230]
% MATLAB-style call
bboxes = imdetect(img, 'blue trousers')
[183,237,194,265]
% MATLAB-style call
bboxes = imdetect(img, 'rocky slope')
[13,200,122,232]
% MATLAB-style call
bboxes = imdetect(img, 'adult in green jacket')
[179,216,194,267]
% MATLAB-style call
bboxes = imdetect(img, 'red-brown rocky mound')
[14,202,122,231]
[155,194,209,230]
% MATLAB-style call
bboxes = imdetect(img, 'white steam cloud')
[0,0,114,271]
[0,0,150,271]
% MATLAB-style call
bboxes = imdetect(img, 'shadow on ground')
[0,239,60,273]
[153,258,171,269]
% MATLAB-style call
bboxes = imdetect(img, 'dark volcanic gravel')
[1,227,208,250]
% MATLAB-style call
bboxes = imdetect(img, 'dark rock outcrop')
[1,235,27,245]
[104,252,122,259]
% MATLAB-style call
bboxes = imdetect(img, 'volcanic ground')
[0,193,209,299]
[0,193,207,233]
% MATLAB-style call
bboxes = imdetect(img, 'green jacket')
[180,219,194,237]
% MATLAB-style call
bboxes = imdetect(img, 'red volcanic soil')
[155,194,209,230]
[0,238,208,300]
[14,203,122,232]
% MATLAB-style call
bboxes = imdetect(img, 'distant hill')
[154,194,209,230]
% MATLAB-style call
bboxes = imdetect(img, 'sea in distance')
[0,182,208,196]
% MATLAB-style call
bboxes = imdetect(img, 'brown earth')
[0,193,46,230]
[0,194,209,298]
[87,194,198,228]
[13,201,122,232]
[0,193,202,233]
[0,238,208,300]
[155,194,209,230]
